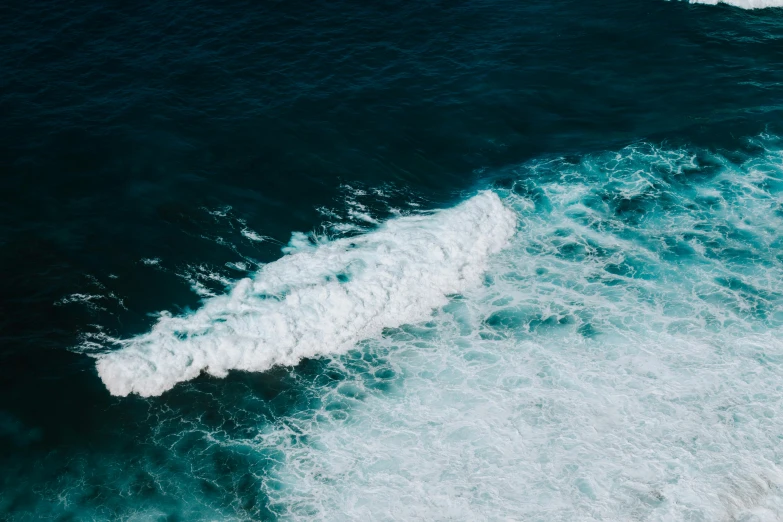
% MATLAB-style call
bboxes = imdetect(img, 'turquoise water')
[2,0,783,520]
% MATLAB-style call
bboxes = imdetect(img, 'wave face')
[690,0,783,8]
[96,191,517,397]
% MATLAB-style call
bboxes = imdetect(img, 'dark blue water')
[2,0,783,519]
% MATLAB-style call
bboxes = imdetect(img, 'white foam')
[55,293,108,311]
[95,191,517,397]
[241,228,268,242]
[689,0,783,8]
[250,139,783,520]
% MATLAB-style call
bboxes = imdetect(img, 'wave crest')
[96,191,516,397]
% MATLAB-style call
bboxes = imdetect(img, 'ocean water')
[2,0,783,520]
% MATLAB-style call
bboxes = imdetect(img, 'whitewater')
[690,0,783,8]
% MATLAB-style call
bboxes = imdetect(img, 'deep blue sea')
[3,0,783,519]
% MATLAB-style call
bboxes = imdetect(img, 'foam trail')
[689,0,783,8]
[96,191,516,397]
[253,137,783,520]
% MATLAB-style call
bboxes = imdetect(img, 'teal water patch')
[92,191,516,397]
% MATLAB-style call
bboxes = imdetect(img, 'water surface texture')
[2,0,783,520]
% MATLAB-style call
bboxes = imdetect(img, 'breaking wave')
[689,0,783,9]
[95,191,516,397]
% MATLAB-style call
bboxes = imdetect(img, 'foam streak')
[689,0,783,9]
[96,192,516,397]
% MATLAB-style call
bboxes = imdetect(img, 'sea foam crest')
[96,191,517,397]
[689,0,783,8]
